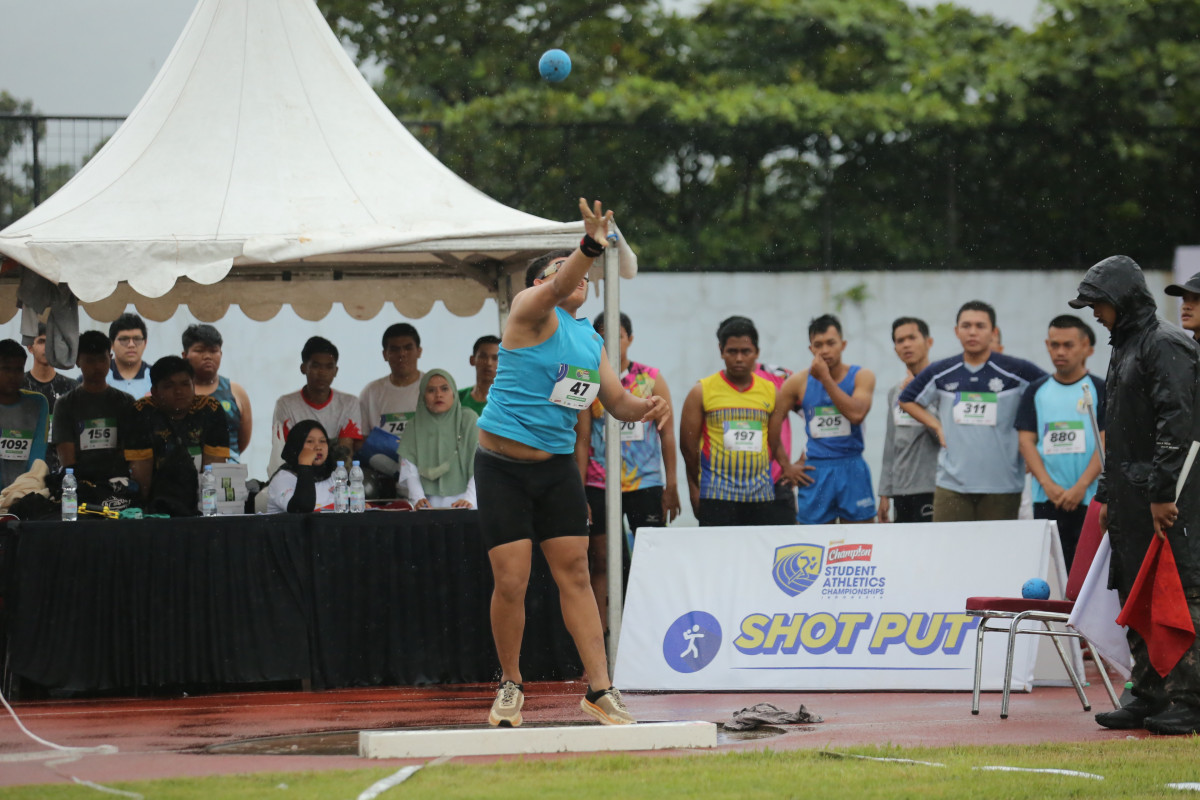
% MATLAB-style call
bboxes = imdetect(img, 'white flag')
[1068,533,1132,678]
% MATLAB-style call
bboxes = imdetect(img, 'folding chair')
[966,502,1122,718]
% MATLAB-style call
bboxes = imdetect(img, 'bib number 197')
[723,420,763,452]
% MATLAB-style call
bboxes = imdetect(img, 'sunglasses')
[540,259,589,283]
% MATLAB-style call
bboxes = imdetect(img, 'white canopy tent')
[0,0,634,324]
[0,0,635,660]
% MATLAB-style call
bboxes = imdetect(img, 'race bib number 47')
[549,364,601,410]
[952,392,997,426]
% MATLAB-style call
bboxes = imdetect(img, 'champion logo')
[828,543,873,564]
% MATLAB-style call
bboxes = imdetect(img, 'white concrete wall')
[7,269,1177,524]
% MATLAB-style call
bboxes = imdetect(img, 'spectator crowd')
[0,263,1196,584]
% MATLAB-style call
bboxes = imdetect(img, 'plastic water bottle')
[332,460,349,513]
[348,460,365,513]
[61,468,78,522]
[200,464,218,516]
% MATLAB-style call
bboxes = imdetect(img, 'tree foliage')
[14,4,1198,270]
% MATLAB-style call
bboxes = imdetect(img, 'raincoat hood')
[1071,255,1158,345]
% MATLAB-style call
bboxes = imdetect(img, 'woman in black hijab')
[267,420,337,513]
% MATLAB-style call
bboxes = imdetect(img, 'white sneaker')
[581,687,636,725]
[488,680,524,728]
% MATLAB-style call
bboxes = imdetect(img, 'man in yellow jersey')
[680,316,790,526]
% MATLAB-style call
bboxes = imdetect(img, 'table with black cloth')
[0,511,581,694]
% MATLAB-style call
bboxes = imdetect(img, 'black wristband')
[580,234,604,258]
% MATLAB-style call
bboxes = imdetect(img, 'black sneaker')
[1145,702,1200,736]
[1095,696,1168,730]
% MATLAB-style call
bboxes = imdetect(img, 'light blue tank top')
[801,365,865,459]
[479,307,603,454]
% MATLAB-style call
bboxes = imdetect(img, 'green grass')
[4,740,1200,799]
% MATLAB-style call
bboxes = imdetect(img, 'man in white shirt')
[270,336,363,473]
[359,323,423,443]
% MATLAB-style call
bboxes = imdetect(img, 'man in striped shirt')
[680,316,789,527]
[899,300,1046,522]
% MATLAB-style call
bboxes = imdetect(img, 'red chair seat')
[966,596,1074,614]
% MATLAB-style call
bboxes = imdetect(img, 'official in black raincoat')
[1069,254,1200,734]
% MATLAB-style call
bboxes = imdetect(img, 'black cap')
[1164,270,1200,297]
[1068,282,1105,309]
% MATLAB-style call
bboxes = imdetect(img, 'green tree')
[0,92,36,227]
[317,0,1199,270]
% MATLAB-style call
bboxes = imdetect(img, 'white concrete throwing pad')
[359,721,717,759]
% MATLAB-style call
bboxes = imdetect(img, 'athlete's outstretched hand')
[640,394,671,429]
[580,198,614,245]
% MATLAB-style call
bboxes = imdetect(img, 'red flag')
[1115,536,1196,677]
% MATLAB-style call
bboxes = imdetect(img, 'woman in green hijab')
[397,369,480,508]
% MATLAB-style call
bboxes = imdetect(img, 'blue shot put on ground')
[539,49,572,82]
[1021,577,1050,600]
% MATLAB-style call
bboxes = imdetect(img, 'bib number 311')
[952,392,997,426]
[549,364,601,410]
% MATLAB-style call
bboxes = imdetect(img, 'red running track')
[0,666,1142,789]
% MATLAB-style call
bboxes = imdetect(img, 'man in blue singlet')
[475,198,669,729]
[770,314,877,524]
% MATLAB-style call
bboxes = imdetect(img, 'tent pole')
[496,269,513,332]
[602,245,623,675]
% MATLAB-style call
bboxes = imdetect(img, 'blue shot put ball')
[1021,578,1050,600]
[539,49,572,82]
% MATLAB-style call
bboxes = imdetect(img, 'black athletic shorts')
[585,485,665,538]
[893,493,934,524]
[474,446,589,551]
[696,498,791,527]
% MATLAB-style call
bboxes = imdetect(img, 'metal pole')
[603,243,623,672]
[30,118,42,206]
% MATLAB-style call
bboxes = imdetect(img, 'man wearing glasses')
[108,313,153,398]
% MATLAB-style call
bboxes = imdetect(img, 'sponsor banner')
[615,521,1065,691]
